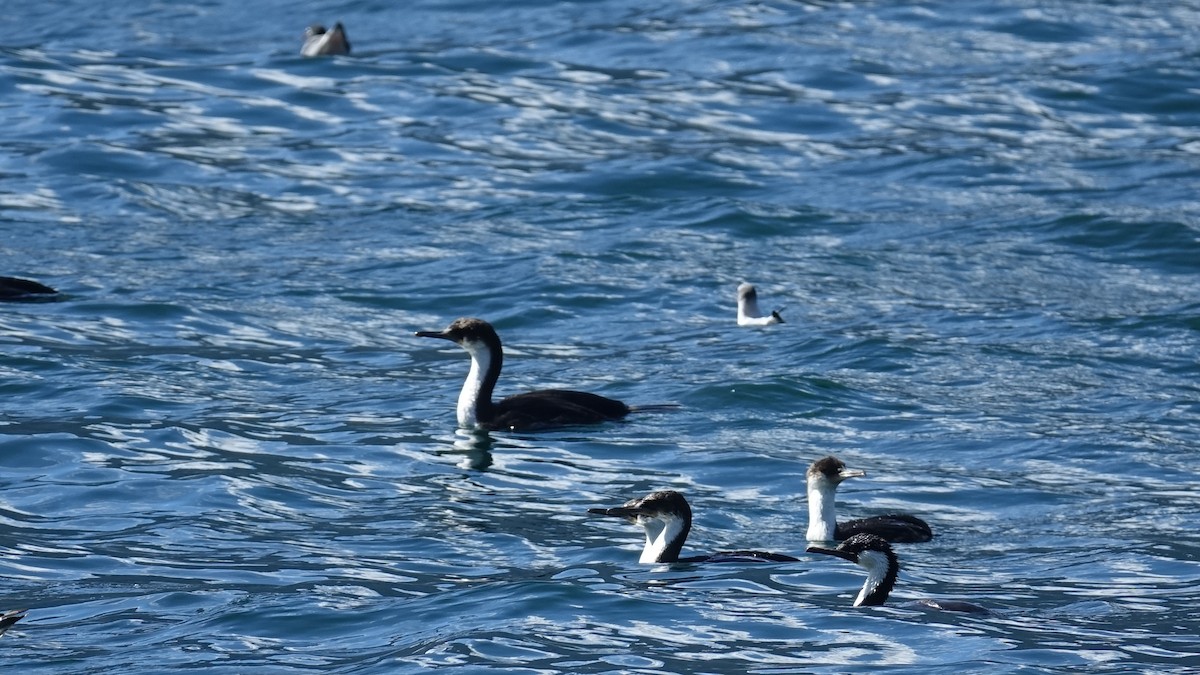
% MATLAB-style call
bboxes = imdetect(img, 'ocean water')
[2,0,1199,672]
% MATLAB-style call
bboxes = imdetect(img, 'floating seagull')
[808,533,988,613]
[301,22,351,57]
[806,455,932,543]
[0,609,26,637]
[0,276,58,302]
[589,490,799,563]
[416,317,673,431]
[736,283,783,326]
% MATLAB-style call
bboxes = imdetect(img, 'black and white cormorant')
[0,609,26,637]
[589,490,799,564]
[736,283,783,326]
[416,317,668,432]
[806,455,933,544]
[0,276,58,302]
[301,22,351,56]
[808,533,988,613]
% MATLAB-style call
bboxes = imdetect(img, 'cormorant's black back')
[836,513,932,543]
[489,389,630,431]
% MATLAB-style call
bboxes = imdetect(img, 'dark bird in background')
[0,276,58,302]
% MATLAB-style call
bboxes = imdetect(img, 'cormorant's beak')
[415,329,453,340]
[587,506,643,522]
[838,468,866,481]
[806,545,858,563]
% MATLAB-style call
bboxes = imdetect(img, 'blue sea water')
[2,0,1199,672]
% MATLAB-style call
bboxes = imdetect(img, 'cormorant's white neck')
[854,550,894,607]
[806,479,838,541]
[640,514,688,563]
[456,339,494,429]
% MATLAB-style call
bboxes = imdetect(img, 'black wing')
[490,389,630,430]
[837,514,932,543]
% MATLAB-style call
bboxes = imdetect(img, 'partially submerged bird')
[807,533,988,613]
[416,317,669,431]
[0,609,26,636]
[806,456,932,543]
[736,283,783,326]
[0,276,58,302]
[589,490,799,564]
[301,22,351,57]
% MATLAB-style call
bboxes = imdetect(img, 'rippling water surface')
[2,1,1199,672]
